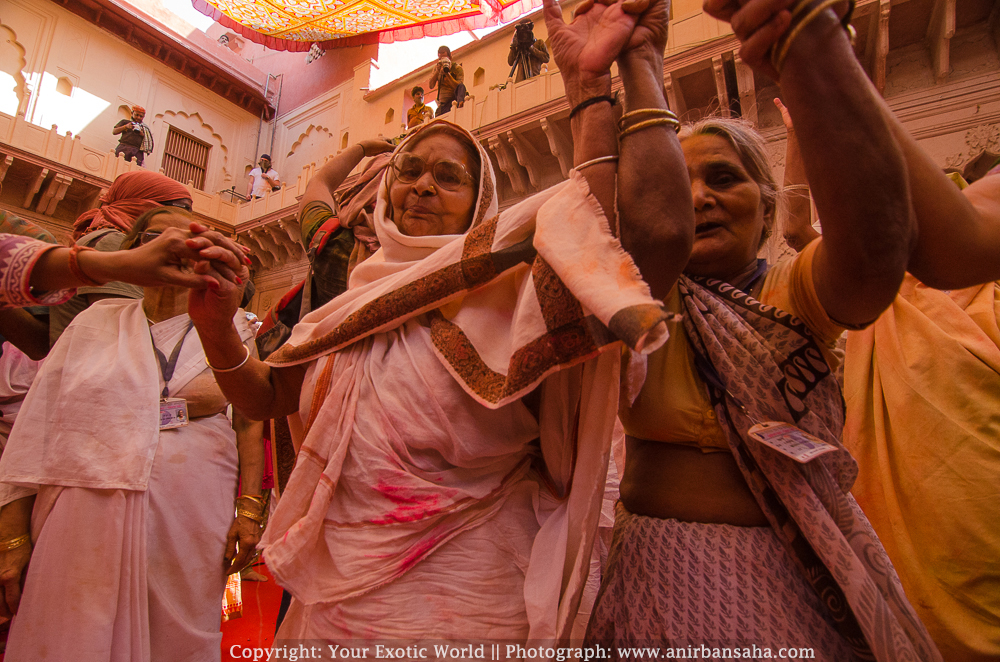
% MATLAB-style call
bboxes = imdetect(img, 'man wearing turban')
[112,106,154,166]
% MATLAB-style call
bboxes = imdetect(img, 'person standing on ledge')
[406,86,434,129]
[429,46,465,117]
[248,154,281,200]
[112,105,154,166]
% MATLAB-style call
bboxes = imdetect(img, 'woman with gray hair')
[586,0,942,656]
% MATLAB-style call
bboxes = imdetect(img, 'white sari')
[262,120,671,645]
[0,300,254,662]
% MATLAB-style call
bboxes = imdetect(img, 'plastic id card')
[159,398,189,429]
[748,421,835,463]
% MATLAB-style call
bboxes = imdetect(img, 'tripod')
[508,45,534,81]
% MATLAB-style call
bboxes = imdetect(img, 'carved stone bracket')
[506,130,544,191]
[240,231,276,269]
[37,173,73,215]
[278,219,303,248]
[712,55,730,117]
[487,135,530,196]
[264,223,304,261]
[927,0,955,82]
[664,73,688,120]
[251,227,290,265]
[0,155,13,183]
[733,54,757,125]
[866,0,891,93]
[23,168,49,209]
[540,117,573,179]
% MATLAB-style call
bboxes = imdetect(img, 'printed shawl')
[677,275,942,662]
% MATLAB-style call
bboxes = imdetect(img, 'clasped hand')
[543,0,669,106]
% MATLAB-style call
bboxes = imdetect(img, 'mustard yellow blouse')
[621,240,844,452]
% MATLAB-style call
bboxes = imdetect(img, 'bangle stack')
[771,0,856,73]
[0,533,31,552]
[68,245,104,287]
[236,494,268,527]
[618,109,680,139]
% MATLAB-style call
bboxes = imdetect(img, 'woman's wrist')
[565,75,612,110]
[78,249,120,286]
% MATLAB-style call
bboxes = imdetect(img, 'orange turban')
[73,170,190,239]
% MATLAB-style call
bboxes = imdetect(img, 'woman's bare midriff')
[619,435,769,527]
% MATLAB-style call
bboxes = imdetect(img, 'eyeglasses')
[391,153,473,191]
[137,231,163,246]
[160,199,193,212]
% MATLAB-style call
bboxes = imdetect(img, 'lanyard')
[151,320,194,399]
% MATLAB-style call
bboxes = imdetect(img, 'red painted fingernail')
[244,257,252,265]
[235,277,243,285]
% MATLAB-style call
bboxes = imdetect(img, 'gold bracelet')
[236,508,264,524]
[0,533,31,552]
[205,344,251,373]
[619,117,681,139]
[575,155,619,171]
[772,0,855,73]
[617,108,678,131]
[237,494,267,508]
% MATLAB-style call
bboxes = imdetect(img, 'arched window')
[474,68,485,87]
[385,108,394,125]
[341,132,349,150]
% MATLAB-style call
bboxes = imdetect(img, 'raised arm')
[298,139,394,213]
[543,0,635,224]
[615,0,694,299]
[774,98,820,252]
[707,0,914,327]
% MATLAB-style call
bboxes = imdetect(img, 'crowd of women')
[0,0,995,659]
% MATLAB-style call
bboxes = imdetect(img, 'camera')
[439,57,451,71]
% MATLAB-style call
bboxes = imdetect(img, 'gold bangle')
[237,494,267,507]
[205,345,251,373]
[236,508,264,524]
[574,155,619,171]
[772,0,855,73]
[620,117,681,139]
[617,108,678,131]
[0,533,31,551]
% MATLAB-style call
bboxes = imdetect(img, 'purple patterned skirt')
[585,502,858,661]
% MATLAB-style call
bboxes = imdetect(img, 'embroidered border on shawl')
[428,307,615,405]
[533,258,585,332]
[268,219,501,366]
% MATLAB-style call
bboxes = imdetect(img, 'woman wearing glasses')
[185,0,693,644]
[0,206,265,662]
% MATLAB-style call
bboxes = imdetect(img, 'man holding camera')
[247,154,281,199]
[429,46,466,117]
[112,106,154,166]
[507,19,549,82]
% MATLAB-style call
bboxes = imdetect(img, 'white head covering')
[349,119,499,288]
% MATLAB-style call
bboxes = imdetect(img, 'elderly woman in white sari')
[0,208,265,662]
[187,0,692,645]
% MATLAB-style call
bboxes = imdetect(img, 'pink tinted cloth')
[6,413,238,662]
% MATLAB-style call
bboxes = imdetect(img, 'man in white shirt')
[247,154,280,199]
